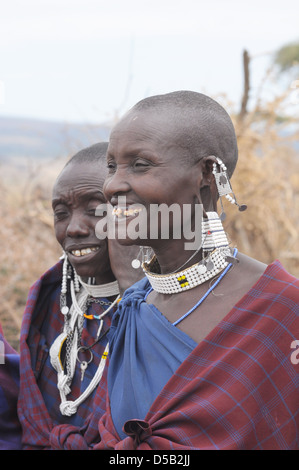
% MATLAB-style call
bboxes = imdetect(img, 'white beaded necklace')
[78,277,120,298]
[142,247,231,294]
[142,211,232,294]
[49,259,120,416]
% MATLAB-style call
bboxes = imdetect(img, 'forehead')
[53,161,107,197]
[108,110,173,156]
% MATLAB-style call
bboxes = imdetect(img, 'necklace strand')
[143,247,231,294]
[144,248,238,327]
[172,248,237,326]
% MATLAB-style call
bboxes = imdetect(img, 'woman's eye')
[87,198,105,216]
[87,208,98,216]
[54,210,69,221]
[107,161,116,172]
[53,202,70,221]
[133,159,150,169]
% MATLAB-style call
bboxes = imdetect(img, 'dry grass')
[0,158,65,350]
[1,89,299,351]
[226,92,299,276]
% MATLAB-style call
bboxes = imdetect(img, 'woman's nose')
[66,213,90,238]
[103,169,131,201]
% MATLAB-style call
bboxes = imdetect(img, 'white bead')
[131,259,141,269]
[61,306,69,315]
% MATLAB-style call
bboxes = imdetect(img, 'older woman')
[96,91,299,450]
[17,142,142,450]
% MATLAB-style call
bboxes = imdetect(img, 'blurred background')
[1,0,298,350]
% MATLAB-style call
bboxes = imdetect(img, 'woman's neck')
[152,239,203,274]
[80,270,116,287]
[94,273,116,285]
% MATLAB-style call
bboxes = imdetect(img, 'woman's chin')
[71,266,97,281]
[68,252,110,282]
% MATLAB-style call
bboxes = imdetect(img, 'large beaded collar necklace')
[142,247,232,294]
[142,211,236,295]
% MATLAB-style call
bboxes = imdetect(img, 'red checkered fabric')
[95,260,299,450]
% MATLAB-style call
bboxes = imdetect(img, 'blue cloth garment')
[107,278,196,440]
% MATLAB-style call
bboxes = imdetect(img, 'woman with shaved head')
[96,91,299,450]
[17,142,142,449]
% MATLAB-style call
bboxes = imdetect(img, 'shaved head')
[65,141,108,167]
[54,142,109,192]
[129,90,238,178]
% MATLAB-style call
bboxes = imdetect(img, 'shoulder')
[236,256,299,328]
[261,258,299,290]
[27,259,63,298]
[215,253,299,333]
[237,253,299,299]
[260,259,299,304]
[22,260,63,332]
[32,259,63,288]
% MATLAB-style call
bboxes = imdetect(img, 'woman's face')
[103,110,203,249]
[52,161,115,284]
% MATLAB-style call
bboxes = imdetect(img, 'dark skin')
[104,109,267,344]
[107,239,146,294]
[105,111,206,270]
[52,160,143,293]
[52,161,116,285]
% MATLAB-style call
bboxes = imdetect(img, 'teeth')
[70,247,100,257]
[112,207,142,218]
[112,207,123,217]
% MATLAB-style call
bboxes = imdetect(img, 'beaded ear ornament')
[132,246,154,269]
[212,157,247,221]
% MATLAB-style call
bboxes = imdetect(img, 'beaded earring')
[131,246,153,269]
[202,211,229,252]
[212,157,247,220]
[201,211,231,271]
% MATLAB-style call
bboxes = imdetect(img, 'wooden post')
[239,49,250,122]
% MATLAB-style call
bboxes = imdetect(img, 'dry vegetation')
[1,86,299,352]
[226,90,299,276]
[0,157,66,349]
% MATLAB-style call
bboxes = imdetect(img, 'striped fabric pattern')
[0,324,22,450]
[96,260,299,450]
[17,261,112,449]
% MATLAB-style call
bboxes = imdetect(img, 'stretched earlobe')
[199,185,217,215]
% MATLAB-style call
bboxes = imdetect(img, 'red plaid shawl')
[18,261,112,449]
[0,324,22,450]
[17,260,299,450]
[95,260,299,450]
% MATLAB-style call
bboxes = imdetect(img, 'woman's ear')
[198,156,218,213]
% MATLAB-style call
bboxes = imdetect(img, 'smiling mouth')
[112,206,142,218]
[69,246,100,257]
